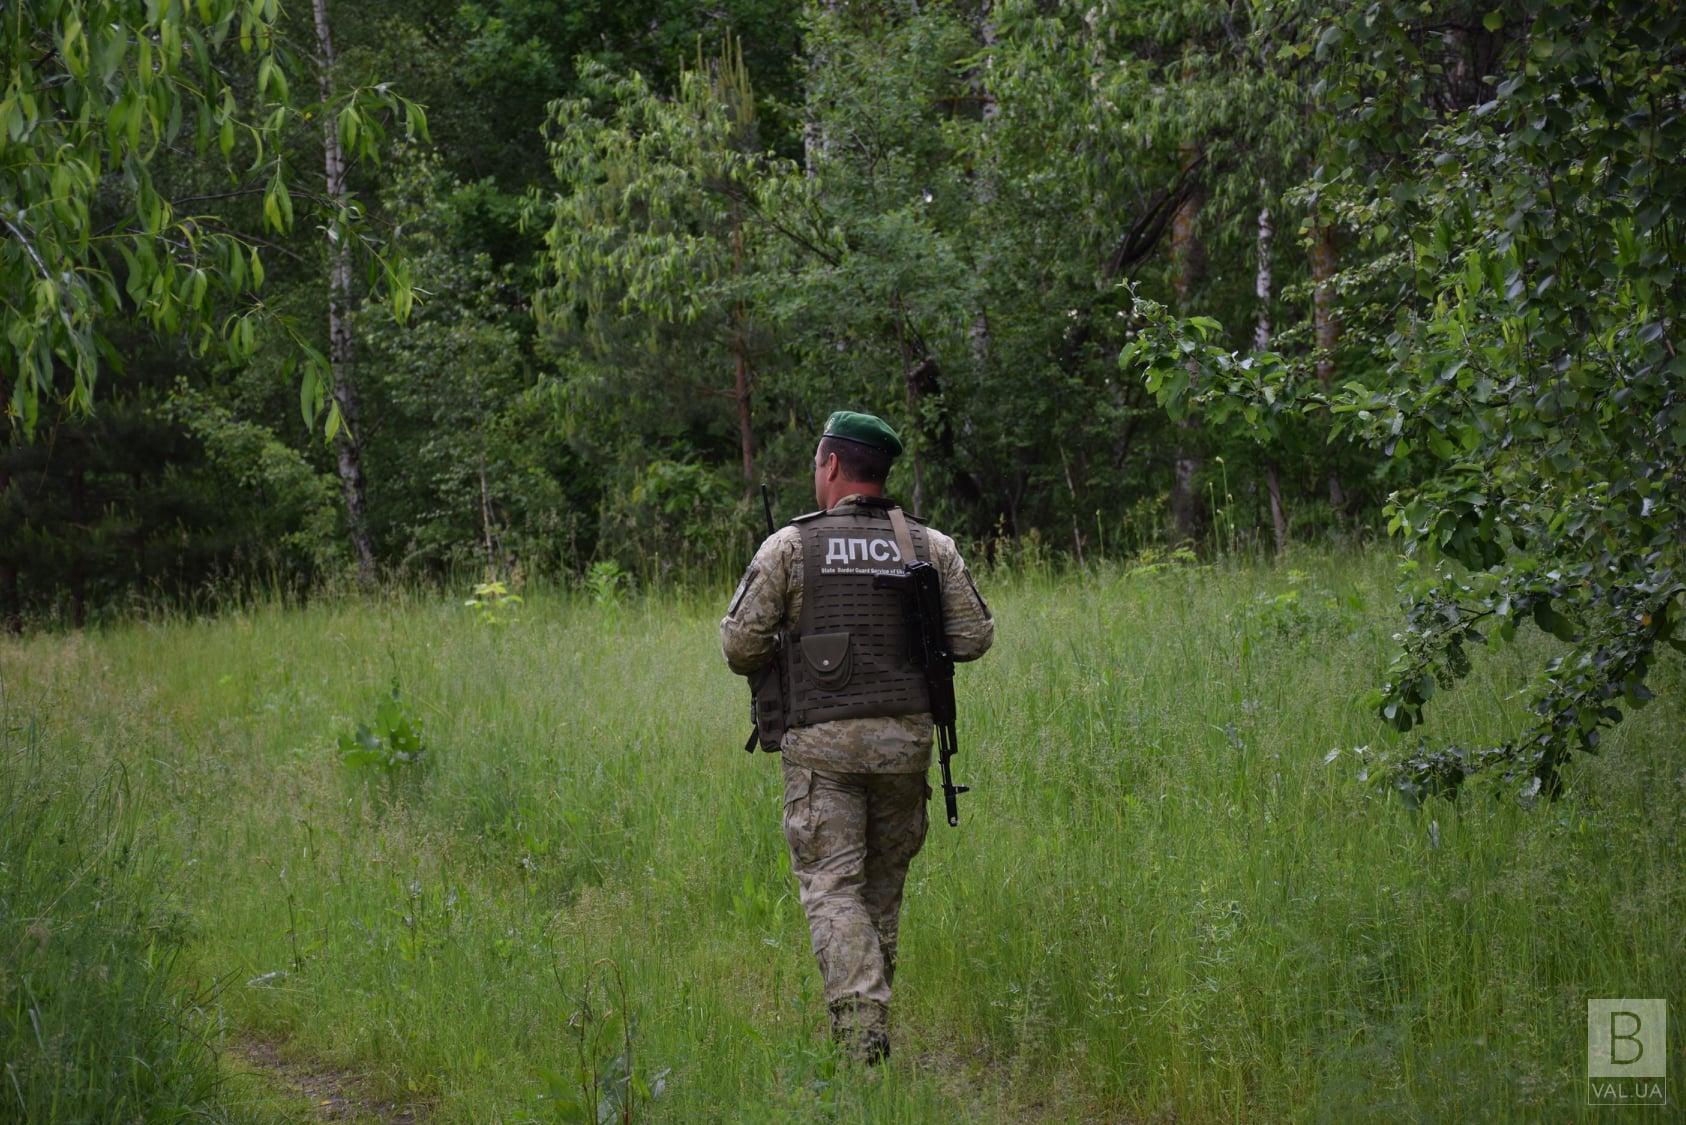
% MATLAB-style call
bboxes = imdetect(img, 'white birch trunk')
[312,0,376,585]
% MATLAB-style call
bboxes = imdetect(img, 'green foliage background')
[6,0,1375,620]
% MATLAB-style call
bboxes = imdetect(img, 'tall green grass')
[1,552,1680,1121]
[0,717,229,1121]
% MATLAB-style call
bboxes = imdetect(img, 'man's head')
[813,410,903,508]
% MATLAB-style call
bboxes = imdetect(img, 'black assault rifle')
[744,484,788,753]
[873,560,968,826]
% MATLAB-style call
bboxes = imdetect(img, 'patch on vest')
[818,533,905,576]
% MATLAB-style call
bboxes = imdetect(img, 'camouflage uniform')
[721,494,993,1058]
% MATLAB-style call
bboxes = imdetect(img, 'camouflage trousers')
[780,759,930,1048]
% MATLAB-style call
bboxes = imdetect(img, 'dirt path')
[232,1037,428,1123]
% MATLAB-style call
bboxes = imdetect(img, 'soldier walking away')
[720,410,994,1064]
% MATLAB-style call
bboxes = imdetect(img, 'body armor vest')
[785,501,933,726]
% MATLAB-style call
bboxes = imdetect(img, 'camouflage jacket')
[720,495,994,773]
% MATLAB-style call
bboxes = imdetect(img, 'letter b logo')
[1588,999,1666,1079]
[1612,1011,1643,1065]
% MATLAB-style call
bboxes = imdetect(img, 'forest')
[3,0,1665,598]
[1,1,1683,1120]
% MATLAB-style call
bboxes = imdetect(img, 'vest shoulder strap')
[887,507,917,568]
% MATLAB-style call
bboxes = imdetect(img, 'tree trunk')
[731,212,755,494]
[903,376,926,516]
[1254,203,1273,352]
[733,335,754,490]
[1169,453,1200,546]
[968,4,997,381]
[477,455,497,575]
[1256,202,1288,554]
[1265,461,1288,555]
[0,465,18,633]
[0,565,15,632]
[893,296,926,514]
[69,465,85,629]
[802,1,839,177]
[1310,217,1347,514]
[1310,226,1338,388]
[313,0,376,587]
[1168,141,1204,547]
[1059,443,1085,567]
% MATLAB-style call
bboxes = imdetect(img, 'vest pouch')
[800,631,853,691]
[750,659,788,752]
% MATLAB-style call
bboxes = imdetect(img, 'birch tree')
[1,0,420,439]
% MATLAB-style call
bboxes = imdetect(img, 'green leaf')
[1532,601,1576,642]
[338,105,359,152]
[1315,23,1344,60]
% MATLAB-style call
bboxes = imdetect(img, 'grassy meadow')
[2,552,1682,1122]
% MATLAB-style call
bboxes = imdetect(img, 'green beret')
[823,410,903,457]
